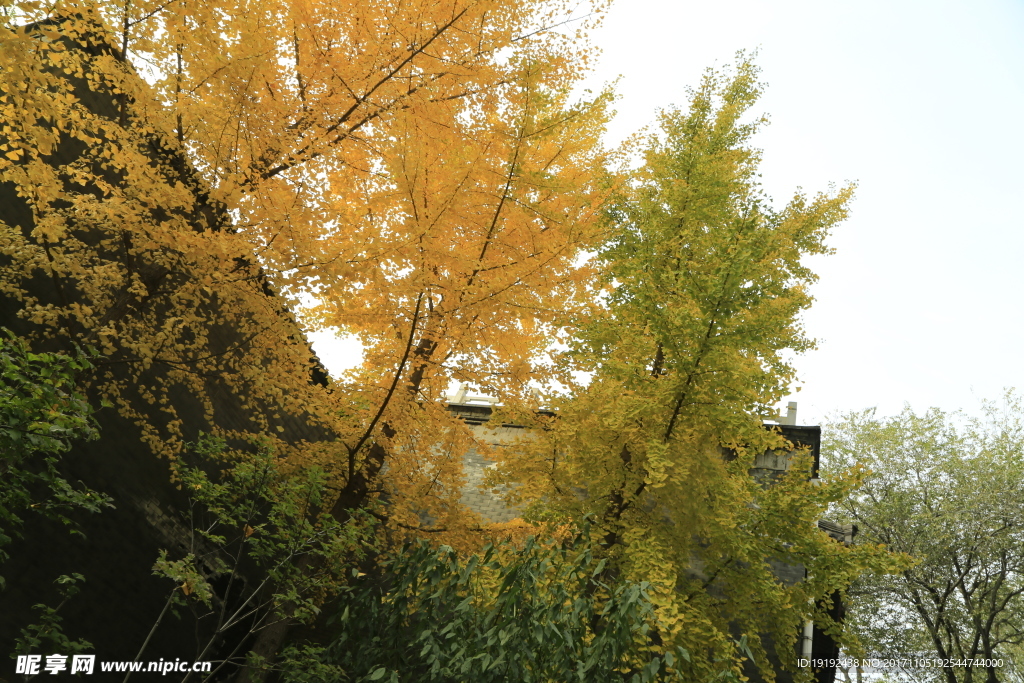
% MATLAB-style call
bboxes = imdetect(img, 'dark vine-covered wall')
[0,16,335,676]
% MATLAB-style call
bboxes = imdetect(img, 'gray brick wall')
[457,417,530,523]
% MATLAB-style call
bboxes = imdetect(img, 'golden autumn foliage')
[1,2,618,675]
[1,0,907,676]
[0,0,612,540]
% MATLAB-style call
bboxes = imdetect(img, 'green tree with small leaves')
[824,396,1024,683]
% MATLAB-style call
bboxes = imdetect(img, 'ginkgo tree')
[489,57,906,681]
[0,0,617,676]
[0,0,614,523]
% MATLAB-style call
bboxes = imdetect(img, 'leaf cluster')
[0,329,113,588]
[312,523,692,683]
[142,435,375,678]
[12,573,94,664]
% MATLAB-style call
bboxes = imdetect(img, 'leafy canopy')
[0,2,911,678]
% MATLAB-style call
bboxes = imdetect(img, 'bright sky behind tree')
[310,0,1024,425]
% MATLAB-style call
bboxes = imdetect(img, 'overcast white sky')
[311,0,1024,425]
